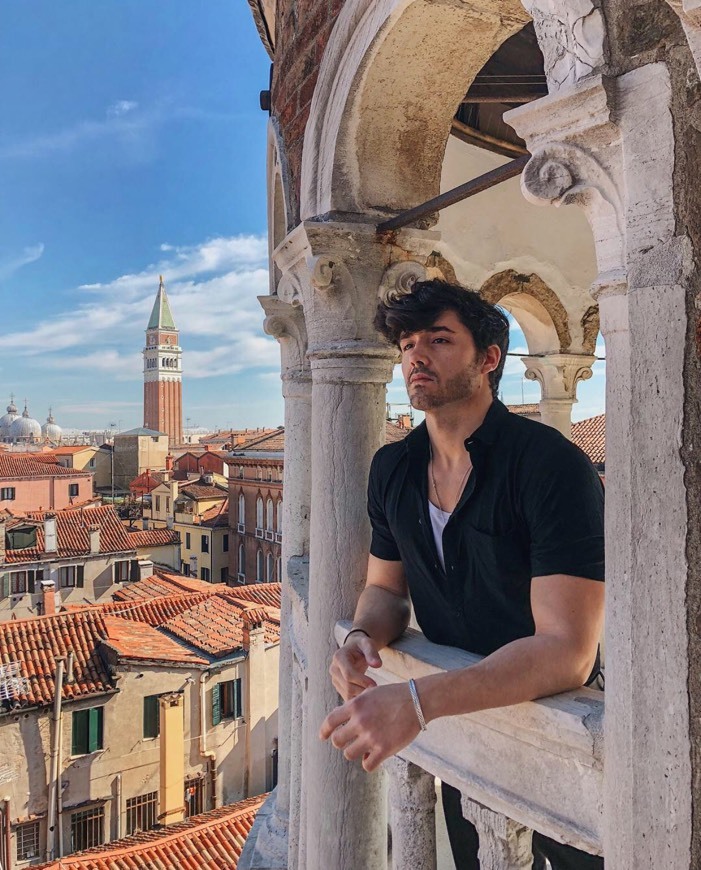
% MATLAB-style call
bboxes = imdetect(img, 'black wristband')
[343,627,371,645]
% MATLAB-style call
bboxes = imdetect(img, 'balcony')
[241,614,603,869]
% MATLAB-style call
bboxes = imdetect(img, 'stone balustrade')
[239,616,603,870]
[335,620,604,869]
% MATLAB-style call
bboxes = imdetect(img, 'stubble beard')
[407,363,483,411]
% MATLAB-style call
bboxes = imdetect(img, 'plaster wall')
[0,553,138,620]
[0,474,92,514]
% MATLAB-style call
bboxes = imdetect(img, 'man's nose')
[406,342,428,367]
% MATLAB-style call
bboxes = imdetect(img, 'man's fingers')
[319,704,348,740]
[357,637,382,668]
[362,747,385,773]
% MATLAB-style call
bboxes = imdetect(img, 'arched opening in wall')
[256,548,264,583]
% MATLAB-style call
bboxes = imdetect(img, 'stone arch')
[268,120,292,294]
[480,269,571,354]
[300,0,531,219]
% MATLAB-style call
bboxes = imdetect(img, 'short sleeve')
[522,438,605,581]
[367,450,401,562]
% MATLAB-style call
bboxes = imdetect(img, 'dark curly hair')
[374,279,510,398]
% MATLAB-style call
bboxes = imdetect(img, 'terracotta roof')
[129,470,164,495]
[127,528,180,549]
[235,429,285,452]
[507,403,541,417]
[178,482,228,501]
[385,421,411,444]
[112,572,218,602]
[0,454,91,479]
[571,413,606,465]
[199,499,229,528]
[163,591,281,657]
[4,505,134,563]
[0,610,114,708]
[34,795,264,869]
[47,446,97,456]
[101,616,208,665]
[229,582,282,610]
[90,594,213,627]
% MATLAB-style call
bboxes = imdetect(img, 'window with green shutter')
[143,695,160,739]
[218,678,244,720]
[72,707,104,755]
[211,683,222,726]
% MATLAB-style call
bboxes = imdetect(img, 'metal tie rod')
[376,154,530,234]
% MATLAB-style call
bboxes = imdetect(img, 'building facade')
[0,505,180,620]
[112,429,169,494]
[0,455,93,514]
[143,277,183,447]
[0,580,280,868]
[227,433,284,586]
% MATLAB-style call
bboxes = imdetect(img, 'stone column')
[387,758,437,870]
[288,663,305,870]
[257,296,311,869]
[461,796,532,870]
[521,353,596,438]
[271,220,440,870]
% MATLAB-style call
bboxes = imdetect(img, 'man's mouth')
[410,371,434,384]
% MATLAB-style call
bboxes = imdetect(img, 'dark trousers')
[442,783,604,870]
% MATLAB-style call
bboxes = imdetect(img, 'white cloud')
[0,234,270,355]
[0,243,44,280]
[107,100,138,117]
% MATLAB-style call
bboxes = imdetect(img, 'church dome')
[0,396,19,439]
[42,408,62,443]
[9,404,42,442]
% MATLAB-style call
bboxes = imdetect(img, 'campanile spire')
[143,276,183,445]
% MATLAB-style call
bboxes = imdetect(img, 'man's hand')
[319,682,421,772]
[329,634,383,701]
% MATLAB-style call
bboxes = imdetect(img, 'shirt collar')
[403,399,510,457]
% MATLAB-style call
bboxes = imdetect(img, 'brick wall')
[272,0,345,224]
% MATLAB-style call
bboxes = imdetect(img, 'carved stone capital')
[522,352,596,399]
[522,0,605,92]
[259,294,309,378]
[378,261,428,305]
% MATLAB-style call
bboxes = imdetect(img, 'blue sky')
[0,2,603,433]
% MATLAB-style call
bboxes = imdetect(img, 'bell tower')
[143,276,183,446]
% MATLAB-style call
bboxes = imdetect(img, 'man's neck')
[425,391,494,464]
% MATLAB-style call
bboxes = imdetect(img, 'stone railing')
[334,620,604,870]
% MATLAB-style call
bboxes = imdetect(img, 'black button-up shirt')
[368,400,605,657]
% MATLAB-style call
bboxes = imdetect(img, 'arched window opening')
[276,499,283,534]
[256,496,264,529]
[256,549,264,582]
[238,493,245,526]
[266,497,274,531]
[238,544,245,577]
[266,552,274,583]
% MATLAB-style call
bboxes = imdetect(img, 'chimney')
[88,525,100,554]
[41,580,57,616]
[204,445,210,452]
[138,559,154,581]
[159,693,185,826]
[165,454,173,471]
[66,650,75,684]
[203,473,214,485]
[0,518,5,564]
[44,514,57,554]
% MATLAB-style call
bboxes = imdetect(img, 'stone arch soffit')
[300,0,531,219]
[268,121,292,294]
[480,270,599,355]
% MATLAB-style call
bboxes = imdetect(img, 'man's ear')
[481,344,501,376]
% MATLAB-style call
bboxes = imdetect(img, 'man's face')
[399,310,490,411]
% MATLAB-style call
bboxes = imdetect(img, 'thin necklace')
[429,442,471,514]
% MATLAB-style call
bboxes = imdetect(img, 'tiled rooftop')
[199,498,229,528]
[0,454,91,479]
[4,505,136,563]
[0,610,114,707]
[112,572,218,602]
[34,795,264,869]
[0,582,281,710]
[101,615,208,665]
[127,528,180,548]
[162,592,280,657]
[507,403,541,416]
[179,481,229,501]
[129,470,164,495]
[571,413,606,465]
[229,582,282,610]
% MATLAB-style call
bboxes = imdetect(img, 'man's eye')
[401,343,413,352]
[433,338,447,344]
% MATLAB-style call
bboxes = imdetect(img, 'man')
[319,280,605,869]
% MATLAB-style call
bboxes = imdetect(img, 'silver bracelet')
[408,678,427,732]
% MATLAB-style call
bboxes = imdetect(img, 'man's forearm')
[349,584,411,649]
[417,632,596,724]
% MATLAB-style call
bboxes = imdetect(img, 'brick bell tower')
[143,276,183,446]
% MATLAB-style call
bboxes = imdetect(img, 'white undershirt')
[428,500,451,571]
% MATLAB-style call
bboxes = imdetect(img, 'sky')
[0,2,604,434]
